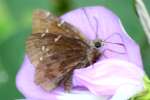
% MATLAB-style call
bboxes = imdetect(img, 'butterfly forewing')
[32,9,85,40]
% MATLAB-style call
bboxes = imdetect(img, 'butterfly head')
[90,39,104,49]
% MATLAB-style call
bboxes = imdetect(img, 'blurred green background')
[0,0,150,99]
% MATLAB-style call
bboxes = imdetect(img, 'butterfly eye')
[94,41,101,48]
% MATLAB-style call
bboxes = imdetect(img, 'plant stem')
[134,0,150,45]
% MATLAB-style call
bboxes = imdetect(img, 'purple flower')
[16,6,145,100]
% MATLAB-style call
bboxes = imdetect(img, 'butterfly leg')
[101,50,109,58]
[103,32,127,51]
[63,62,90,92]
[103,48,126,55]
[63,73,73,92]
[101,47,127,59]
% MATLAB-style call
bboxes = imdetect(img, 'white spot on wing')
[54,35,62,42]
[57,20,65,27]
[40,57,43,61]
[46,12,50,17]
[45,29,49,33]
[41,33,46,37]
[41,46,45,51]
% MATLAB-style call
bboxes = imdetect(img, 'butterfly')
[26,9,101,92]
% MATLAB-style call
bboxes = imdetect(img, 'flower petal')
[57,90,110,100]
[73,59,144,98]
[16,56,60,100]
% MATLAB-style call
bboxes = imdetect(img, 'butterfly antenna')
[102,33,127,54]
[93,17,99,40]
[82,8,99,39]
[82,8,94,30]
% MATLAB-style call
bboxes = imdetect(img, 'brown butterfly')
[26,9,101,92]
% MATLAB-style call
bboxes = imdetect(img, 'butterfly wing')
[26,10,91,91]
[32,9,86,40]
[26,33,90,91]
